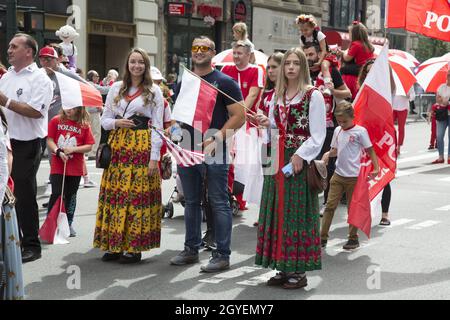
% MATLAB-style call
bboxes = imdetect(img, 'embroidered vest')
[273,88,316,150]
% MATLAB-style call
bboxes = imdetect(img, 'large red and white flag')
[154,129,204,167]
[54,71,103,109]
[386,0,450,42]
[348,45,397,238]
[172,69,218,133]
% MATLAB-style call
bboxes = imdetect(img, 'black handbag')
[96,100,133,169]
[435,107,448,121]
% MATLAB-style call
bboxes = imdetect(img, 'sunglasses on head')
[191,45,211,53]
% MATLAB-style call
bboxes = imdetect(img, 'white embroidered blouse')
[101,81,164,161]
[0,120,9,210]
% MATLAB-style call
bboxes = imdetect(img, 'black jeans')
[47,175,81,225]
[10,138,42,253]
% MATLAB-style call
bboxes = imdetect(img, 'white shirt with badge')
[0,63,53,141]
[331,124,372,177]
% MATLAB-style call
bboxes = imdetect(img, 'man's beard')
[307,59,317,68]
[193,59,212,69]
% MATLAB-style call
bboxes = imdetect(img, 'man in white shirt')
[0,33,53,263]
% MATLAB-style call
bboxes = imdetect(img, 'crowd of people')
[0,12,449,299]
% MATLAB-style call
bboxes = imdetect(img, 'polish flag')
[348,45,397,238]
[154,129,204,167]
[172,69,218,133]
[54,71,103,109]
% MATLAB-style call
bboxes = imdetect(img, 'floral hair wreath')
[296,14,317,26]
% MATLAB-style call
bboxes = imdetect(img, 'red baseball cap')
[39,46,58,59]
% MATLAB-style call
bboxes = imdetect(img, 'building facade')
[1,0,420,79]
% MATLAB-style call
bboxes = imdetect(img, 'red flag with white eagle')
[54,71,103,109]
[348,45,397,238]
[172,69,218,133]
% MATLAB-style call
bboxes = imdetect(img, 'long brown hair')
[275,48,312,99]
[349,22,374,53]
[113,48,155,107]
[265,52,284,91]
[59,107,90,127]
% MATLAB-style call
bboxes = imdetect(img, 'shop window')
[329,0,366,30]
[88,0,133,23]
[10,0,72,15]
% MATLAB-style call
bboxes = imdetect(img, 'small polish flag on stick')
[54,71,103,109]
[153,128,204,167]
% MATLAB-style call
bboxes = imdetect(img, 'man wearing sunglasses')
[170,36,245,273]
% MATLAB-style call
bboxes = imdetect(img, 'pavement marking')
[325,238,347,247]
[438,177,450,182]
[397,148,448,165]
[405,220,441,230]
[332,241,378,254]
[396,164,449,177]
[376,218,416,233]
[199,266,261,284]
[435,205,450,211]
[236,270,276,286]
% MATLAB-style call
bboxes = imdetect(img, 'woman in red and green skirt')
[254,48,326,289]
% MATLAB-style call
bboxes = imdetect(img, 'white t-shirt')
[437,83,450,106]
[0,63,53,140]
[331,125,372,177]
[300,31,326,46]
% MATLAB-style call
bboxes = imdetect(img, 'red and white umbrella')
[389,55,417,96]
[415,53,450,73]
[374,45,420,68]
[416,61,449,93]
[373,47,417,96]
[212,49,268,67]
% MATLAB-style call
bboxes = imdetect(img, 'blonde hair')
[113,48,155,107]
[232,22,248,40]
[275,48,312,99]
[334,101,354,119]
[295,14,317,28]
[59,107,90,126]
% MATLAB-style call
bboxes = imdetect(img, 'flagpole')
[181,65,257,115]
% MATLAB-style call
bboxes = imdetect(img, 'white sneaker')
[83,180,97,188]
[44,183,52,196]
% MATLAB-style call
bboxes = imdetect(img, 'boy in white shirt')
[320,102,379,250]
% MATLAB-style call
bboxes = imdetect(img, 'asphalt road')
[22,119,450,300]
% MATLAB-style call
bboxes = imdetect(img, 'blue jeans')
[178,163,232,258]
[436,115,450,157]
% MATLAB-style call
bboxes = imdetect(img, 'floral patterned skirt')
[93,128,162,253]
[255,148,322,273]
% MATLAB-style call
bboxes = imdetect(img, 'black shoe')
[22,250,42,263]
[343,239,360,250]
[119,252,142,264]
[101,252,121,262]
[42,202,48,208]
[410,110,417,115]
[201,230,216,250]
[321,240,327,248]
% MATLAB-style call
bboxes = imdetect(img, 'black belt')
[127,115,150,130]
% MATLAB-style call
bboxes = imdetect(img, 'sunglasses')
[191,45,212,53]
[62,61,70,65]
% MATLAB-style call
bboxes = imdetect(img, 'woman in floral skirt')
[94,48,164,264]
[254,48,326,289]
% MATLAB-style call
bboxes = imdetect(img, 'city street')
[23,119,450,300]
